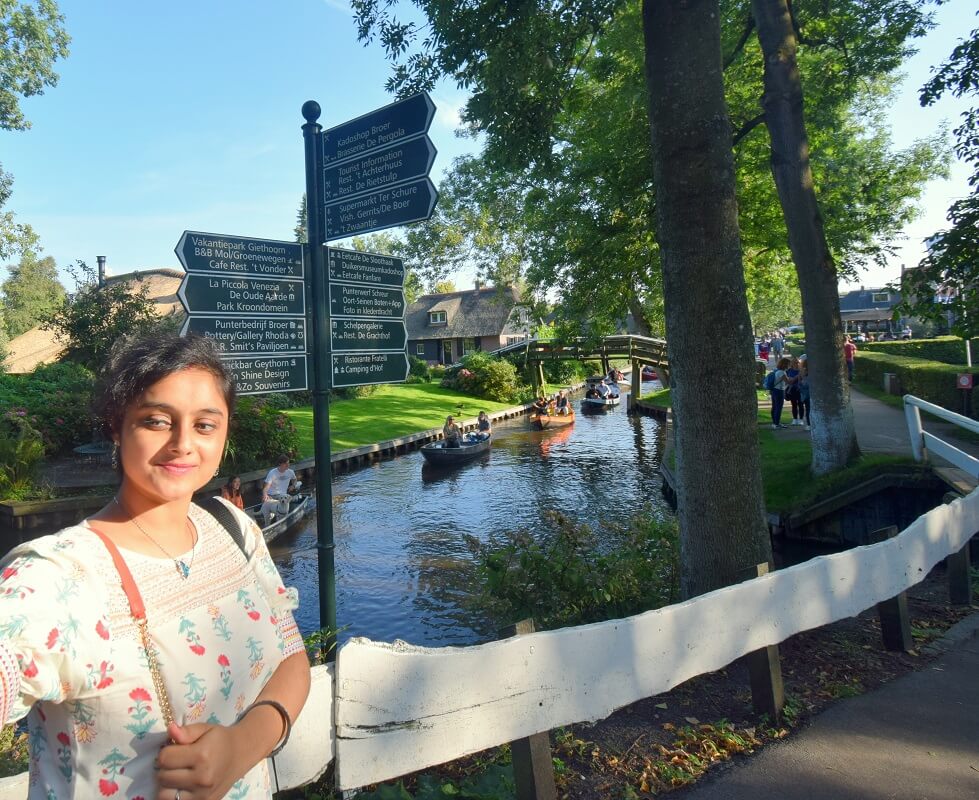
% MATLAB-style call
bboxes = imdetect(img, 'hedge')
[861,336,979,366]
[856,351,977,417]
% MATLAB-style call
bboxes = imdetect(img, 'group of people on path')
[767,355,812,430]
[0,332,309,799]
[757,330,788,362]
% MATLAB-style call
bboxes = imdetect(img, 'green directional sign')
[322,93,436,167]
[331,318,406,352]
[332,351,409,388]
[324,178,438,240]
[327,247,405,288]
[180,316,306,355]
[178,274,305,316]
[330,282,405,319]
[323,135,437,203]
[175,231,304,278]
[224,355,308,395]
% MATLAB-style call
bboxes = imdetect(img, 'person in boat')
[606,379,620,399]
[532,394,549,414]
[555,389,571,415]
[443,415,463,448]
[0,332,309,799]
[221,474,245,509]
[607,367,623,383]
[595,380,611,399]
[262,454,298,525]
[474,410,492,441]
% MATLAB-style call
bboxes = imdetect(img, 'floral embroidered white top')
[0,499,304,799]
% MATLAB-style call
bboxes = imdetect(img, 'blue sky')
[1,0,975,292]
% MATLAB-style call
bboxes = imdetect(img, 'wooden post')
[530,361,540,395]
[630,360,641,413]
[500,619,557,800]
[948,542,973,605]
[869,526,914,651]
[538,363,546,396]
[740,563,784,720]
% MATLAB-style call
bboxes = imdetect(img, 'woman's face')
[116,367,229,507]
[231,477,241,491]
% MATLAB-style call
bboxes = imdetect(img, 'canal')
[270,387,672,646]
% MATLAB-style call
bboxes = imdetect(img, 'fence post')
[869,525,914,651]
[903,397,926,463]
[938,494,975,605]
[740,563,784,720]
[500,619,557,800]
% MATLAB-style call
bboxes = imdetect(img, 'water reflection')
[269,386,669,646]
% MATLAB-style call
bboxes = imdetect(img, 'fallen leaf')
[685,716,700,725]
[655,702,668,710]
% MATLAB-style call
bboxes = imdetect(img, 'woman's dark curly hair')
[93,333,236,440]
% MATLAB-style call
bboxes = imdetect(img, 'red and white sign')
[957,373,974,389]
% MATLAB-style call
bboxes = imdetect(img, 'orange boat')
[530,410,575,429]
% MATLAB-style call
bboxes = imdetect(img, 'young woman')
[770,356,791,429]
[443,415,463,448]
[0,334,310,799]
[798,357,812,430]
[221,475,245,509]
[475,411,492,441]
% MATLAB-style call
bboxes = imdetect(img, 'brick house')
[405,284,533,365]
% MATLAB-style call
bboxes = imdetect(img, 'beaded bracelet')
[239,699,292,757]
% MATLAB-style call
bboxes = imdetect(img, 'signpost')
[330,282,405,318]
[328,247,405,287]
[176,230,307,395]
[175,231,304,278]
[322,135,437,203]
[331,352,410,388]
[321,93,436,167]
[324,177,439,239]
[302,93,439,658]
[180,316,307,356]
[178,274,305,317]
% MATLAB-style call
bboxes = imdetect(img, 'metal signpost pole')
[302,100,338,658]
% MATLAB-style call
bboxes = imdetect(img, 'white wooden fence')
[1,395,975,797]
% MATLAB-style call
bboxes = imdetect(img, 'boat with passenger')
[246,492,314,544]
[420,434,492,466]
[581,376,621,411]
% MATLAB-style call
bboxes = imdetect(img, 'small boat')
[246,493,315,544]
[582,376,621,411]
[420,435,492,466]
[641,366,658,381]
[531,410,575,429]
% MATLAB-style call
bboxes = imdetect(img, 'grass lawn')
[283,383,519,455]
[647,387,914,513]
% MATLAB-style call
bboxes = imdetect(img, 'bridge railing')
[904,394,979,478]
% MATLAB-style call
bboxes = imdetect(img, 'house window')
[463,338,477,354]
[872,292,890,303]
[416,343,426,355]
[429,311,447,324]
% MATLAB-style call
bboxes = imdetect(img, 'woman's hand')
[157,720,266,800]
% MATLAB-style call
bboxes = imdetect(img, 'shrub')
[466,510,680,630]
[861,336,979,366]
[0,411,47,501]
[408,355,430,381]
[429,363,447,381]
[856,351,977,417]
[226,397,301,471]
[0,362,95,455]
[441,351,528,402]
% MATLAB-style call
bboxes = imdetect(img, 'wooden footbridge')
[491,334,670,405]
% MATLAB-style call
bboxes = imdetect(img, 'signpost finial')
[302,100,321,123]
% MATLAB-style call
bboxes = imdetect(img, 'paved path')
[678,616,979,800]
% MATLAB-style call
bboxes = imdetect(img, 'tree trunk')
[643,0,771,598]
[751,0,860,474]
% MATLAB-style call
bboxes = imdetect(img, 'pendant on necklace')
[176,560,190,579]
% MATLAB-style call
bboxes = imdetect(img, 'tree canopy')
[1,251,65,337]
[43,261,162,371]
[0,0,70,260]
[897,13,979,339]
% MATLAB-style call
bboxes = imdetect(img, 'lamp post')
[96,255,106,288]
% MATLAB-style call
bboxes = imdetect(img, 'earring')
[111,442,119,470]
[214,468,220,477]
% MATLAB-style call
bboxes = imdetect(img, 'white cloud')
[321,0,352,14]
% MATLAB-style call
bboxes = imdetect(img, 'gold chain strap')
[137,617,175,727]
